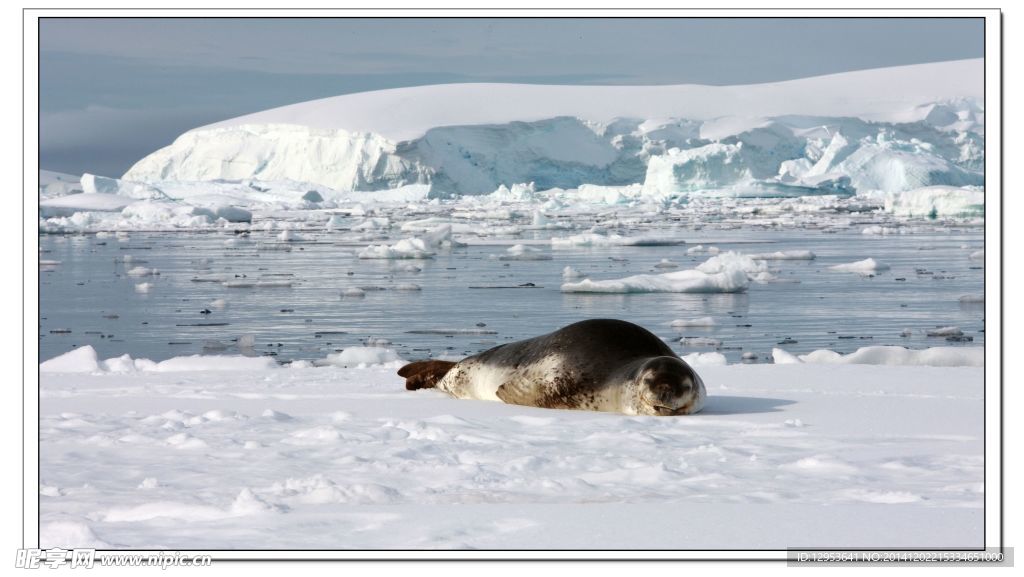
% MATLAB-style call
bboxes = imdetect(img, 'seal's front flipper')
[398,360,456,391]
[496,380,540,407]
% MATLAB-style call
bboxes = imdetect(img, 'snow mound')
[39,521,113,549]
[40,346,100,373]
[773,345,982,367]
[41,347,280,373]
[324,347,404,368]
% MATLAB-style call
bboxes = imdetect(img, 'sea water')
[38,222,984,365]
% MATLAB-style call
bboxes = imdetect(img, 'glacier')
[118,60,984,199]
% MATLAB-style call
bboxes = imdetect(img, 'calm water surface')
[38,224,985,364]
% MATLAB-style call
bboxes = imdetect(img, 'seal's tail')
[398,360,457,391]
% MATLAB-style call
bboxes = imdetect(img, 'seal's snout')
[639,356,703,416]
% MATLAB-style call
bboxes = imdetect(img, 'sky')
[38,17,984,177]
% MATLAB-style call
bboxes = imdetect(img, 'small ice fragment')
[671,317,715,327]
[926,326,963,337]
[562,266,585,280]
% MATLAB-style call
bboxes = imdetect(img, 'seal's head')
[634,356,706,416]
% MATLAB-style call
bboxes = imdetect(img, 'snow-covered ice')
[39,349,983,550]
[772,345,983,367]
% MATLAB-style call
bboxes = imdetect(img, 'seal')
[397,319,706,416]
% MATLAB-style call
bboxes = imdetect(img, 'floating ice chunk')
[126,266,157,277]
[925,326,963,337]
[654,259,679,269]
[681,337,722,347]
[561,266,748,294]
[394,283,422,291]
[969,250,984,260]
[861,225,900,236]
[499,244,552,261]
[342,287,366,298]
[829,258,890,274]
[353,217,391,231]
[325,214,347,231]
[681,351,727,366]
[359,237,436,259]
[277,229,304,242]
[134,282,153,293]
[697,252,767,275]
[562,266,585,280]
[687,244,719,255]
[222,280,292,288]
[748,250,816,260]
[551,232,683,247]
[210,298,228,309]
[119,202,214,228]
[40,346,100,373]
[324,347,403,368]
[671,317,715,327]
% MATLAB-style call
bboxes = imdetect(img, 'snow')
[39,170,83,200]
[116,60,982,198]
[772,345,983,367]
[39,354,983,549]
[193,60,982,142]
[40,346,279,374]
[323,347,403,368]
[40,345,99,373]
